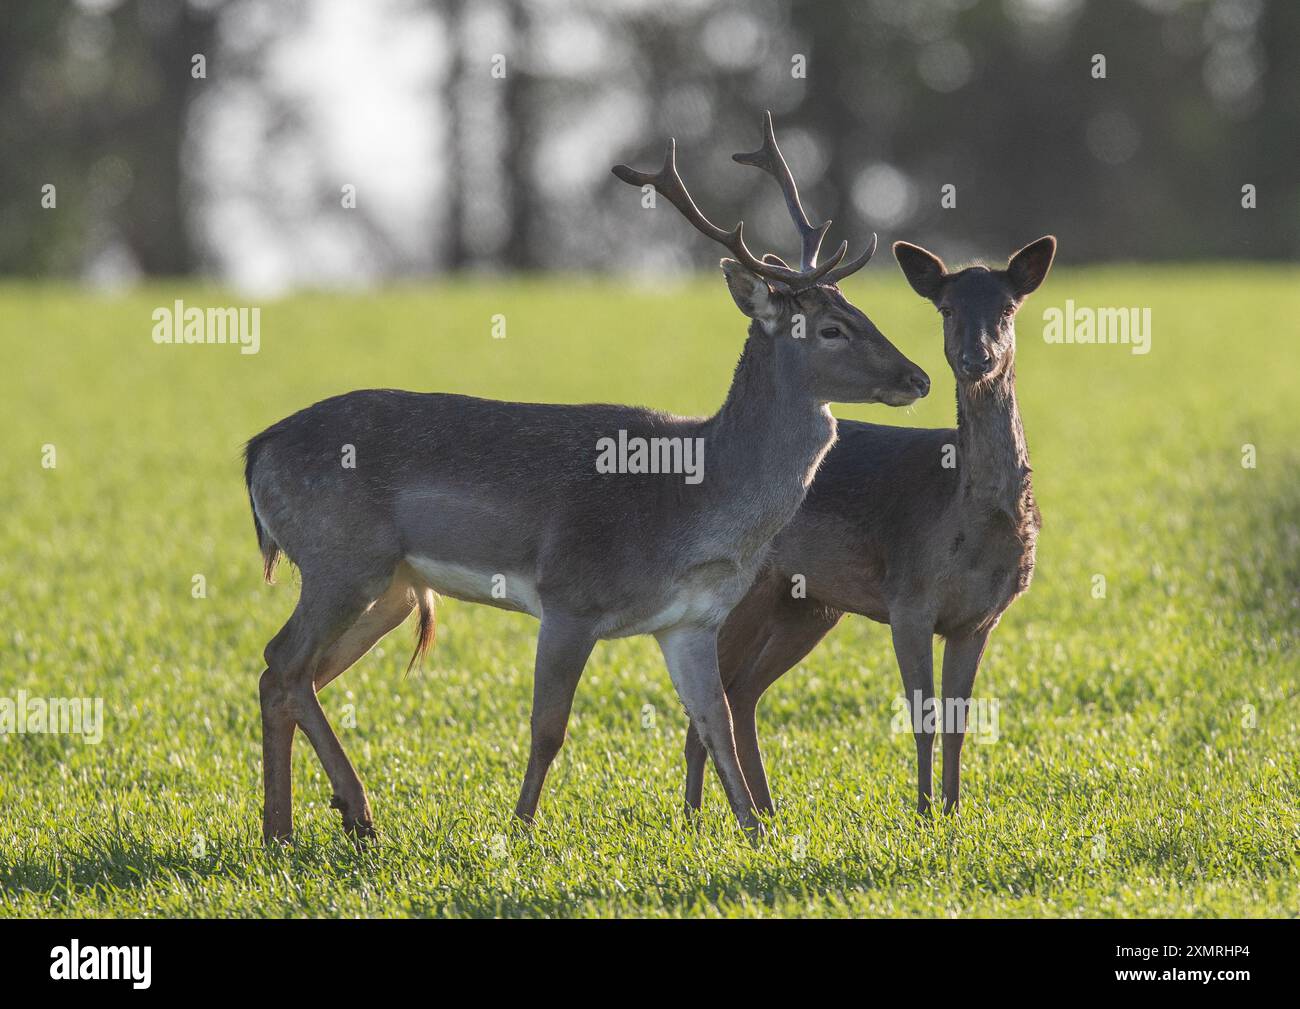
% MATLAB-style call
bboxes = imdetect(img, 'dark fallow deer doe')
[684,236,1056,818]
[243,112,929,844]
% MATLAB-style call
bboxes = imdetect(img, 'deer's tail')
[408,587,437,674]
[243,437,282,583]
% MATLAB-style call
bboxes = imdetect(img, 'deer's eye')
[819,326,845,340]
[939,306,953,318]
[1002,304,1016,318]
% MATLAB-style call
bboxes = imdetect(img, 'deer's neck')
[702,327,835,550]
[955,360,1032,515]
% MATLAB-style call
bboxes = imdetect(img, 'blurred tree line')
[2,0,1296,283]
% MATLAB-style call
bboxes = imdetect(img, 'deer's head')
[894,237,1056,387]
[614,113,930,408]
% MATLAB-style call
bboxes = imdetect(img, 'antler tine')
[612,135,849,289]
[733,110,830,270]
[613,141,795,287]
[821,232,879,286]
[612,142,741,259]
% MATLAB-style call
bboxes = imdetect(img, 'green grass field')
[1,266,1297,917]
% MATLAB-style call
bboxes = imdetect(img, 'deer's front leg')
[684,702,772,818]
[683,721,708,816]
[890,615,937,816]
[685,699,772,817]
[657,626,761,841]
[939,628,990,814]
[515,613,597,824]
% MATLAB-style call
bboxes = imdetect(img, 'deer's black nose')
[909,371,931,398]
[961,349,993,376]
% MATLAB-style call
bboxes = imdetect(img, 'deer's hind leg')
[659,625,761,841]
[684,577,782,816]
[686,598,841,817]
[314,574,423,691]
[260,563,401,843]
[683,625,769,816]
[729,599,842,816]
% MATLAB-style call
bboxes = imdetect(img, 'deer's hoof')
[341,815,376,848]
[262,828,294,849]
[331,794,376,843]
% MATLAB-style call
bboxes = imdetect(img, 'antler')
[612,133,847,292]
[820,233,878,285]
[732,110,877,285]
[732,111,830,270]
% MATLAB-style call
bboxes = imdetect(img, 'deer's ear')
[893,241,947,301]
[720,259,781,323]
[1006,236,1056,298]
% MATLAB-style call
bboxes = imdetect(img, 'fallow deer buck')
[683,236,1056,818]
[243,113,930,843]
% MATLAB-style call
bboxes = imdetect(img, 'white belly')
[405,556,542,618]
[608,558,757,639]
